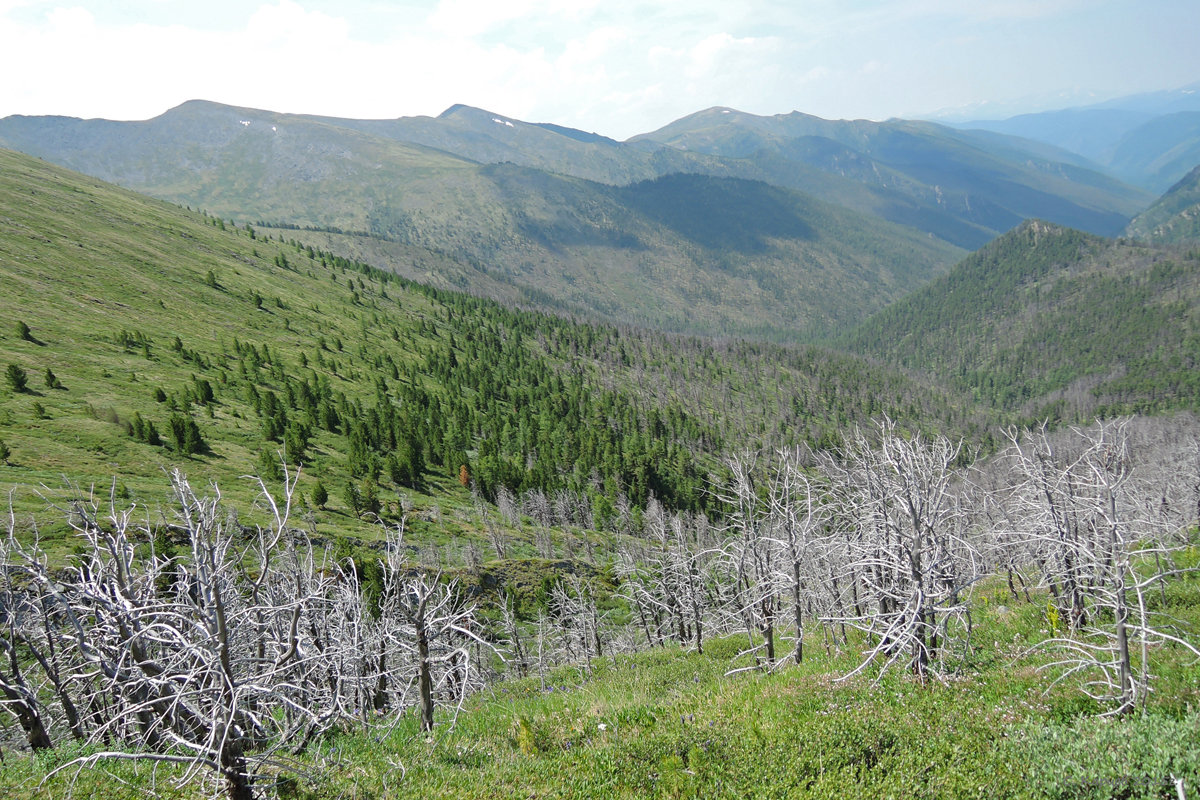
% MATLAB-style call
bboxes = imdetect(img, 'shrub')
[6,363,28,393]
[311,481,328,509]
[168,413,206,456]
[258,450,283,482]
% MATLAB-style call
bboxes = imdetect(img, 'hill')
[1106,111,1200,194]
[0,103,965,342]
[1126,164,1200,243]
[0,147,978,546]
[630,107,1150,248]
[843,220,1200,421]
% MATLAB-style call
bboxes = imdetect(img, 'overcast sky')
[2,0,1197,140]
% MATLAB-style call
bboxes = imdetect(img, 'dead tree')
[20,468,345,800]
[0,527,56,751]
[377,527,494,732]
[718,454,784,670]
[617,499,713,653]
[1003,418,1200,714]
[763,448,831,664]
[821,419,978,680]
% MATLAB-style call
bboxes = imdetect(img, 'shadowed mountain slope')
[843,220,1200,421]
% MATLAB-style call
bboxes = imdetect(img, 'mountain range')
[1,88,1198,428]
[0,97,1165,340]
[955,82,1200,194]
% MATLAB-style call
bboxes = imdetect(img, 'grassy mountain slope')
[631,107,1151,248]
[0,147,978,546]
[843,220,1200,421]
[1126,164,1200,243]
[0,104,965,341]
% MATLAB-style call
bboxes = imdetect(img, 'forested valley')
[1,146,1199,799]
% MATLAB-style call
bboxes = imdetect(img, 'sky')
[1,0,1198,140]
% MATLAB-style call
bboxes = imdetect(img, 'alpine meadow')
[2,58,1200,800]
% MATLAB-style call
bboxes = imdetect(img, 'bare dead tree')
[550,574,606,664]
[763,448,831,665]
[475,486,509,560]
[718,453,784,671]
[820,419,978,680]
[0,519,57,752]
[1003,418,1200,714]
[19,467,347,800]
[376,526,496,732]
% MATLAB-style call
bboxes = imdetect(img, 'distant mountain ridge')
[0,100,972,341]
[0,98,1164,341]
[955,83,1200,193]
[630,106,1147,247]
[1,98,1148,250]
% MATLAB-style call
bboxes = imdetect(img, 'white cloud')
[425,0,538,38]
[246,0,349,45]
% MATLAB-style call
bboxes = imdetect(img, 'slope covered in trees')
[843,220,1200,421]
[1126,163,1200,243]
[0,147,977,545]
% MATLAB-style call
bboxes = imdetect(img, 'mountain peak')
[438,104,507,120]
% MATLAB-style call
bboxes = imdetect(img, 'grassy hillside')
[0,147,977,549]
[843,220,1200,422]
